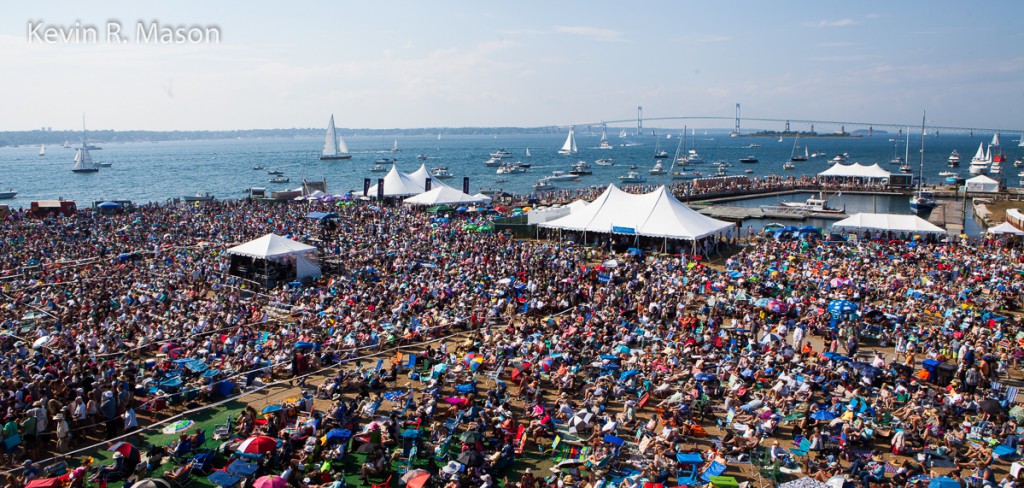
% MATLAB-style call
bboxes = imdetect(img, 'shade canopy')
[818,162,891,179]
[305,211,339,220]
[988,221,1024,235]
[538,184,734,240]
[964,174,999,193]
[831,212,946,235]
[404,186,487,206]
[226,234,317,259]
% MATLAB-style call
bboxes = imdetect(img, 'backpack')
[965,368,980,386]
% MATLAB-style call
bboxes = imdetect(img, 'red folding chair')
[371,474,392,488]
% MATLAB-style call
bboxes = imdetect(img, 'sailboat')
[319,115,352,160]
[618,129,627,138]
[653,138,668,159]
[390,139,400,153]
[558,126,578,155]
[62,138,69,149]
[525,148,531,159]
[910,113,937,213]
[38,144,45,157]
[72,115,99,173]
[790,136,807,162]
[437,132,442,141]
[969,142,990,175]
[598,125,613,150]
[889,129,904,165]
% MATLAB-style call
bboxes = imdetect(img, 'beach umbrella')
[108,441,140,463]
[980,398,1004,415]
[928,477,961,488]
[31,336,50,349]
[860,366,883,380]
[759,333,782,344]
[159,343,181,353]
[161,419,194,435]
[457,450,484,467]
[614,345,631,354]
[619,370,639,381]
[540,356,555,372]
[324,429,351,444]
[568,409,594,434]
[767,300,788,314]
[237,436,278,455]
[555,459,588,469]
[753,298,771,308]
[254,475,289,488]
[829,277,852,288]
[132,479,172,488]
[828,300,858,315]
[694,373,717,382]
[356,442,383,453]
[463,353,484,371]
[401,469,431,486]
[459,431,482,444]
[810,410,836,421]
[261,404,283,415]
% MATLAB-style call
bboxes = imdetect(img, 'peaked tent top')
[226,233,317,259]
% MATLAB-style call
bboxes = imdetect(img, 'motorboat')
[745,144,762,149]
[484,156,504,167]
[490,148,513,158]
[183,192,215,202]
[783,162,795,170]
[430,166,454,179]
[417,154,429,161]
[775,192,845,214]
[532,178,555,191]
[95,162,112,167]
[671,170,700,180]
[948,150,960,167]
[375,157,397,164]
[684,149,705,164]
[370,164,388,172]
[744,169,754,174]
[595,158,614,166]
[618,170,647,183]
[716,165,728,176]
[496,163,527,175]
[547,170,580,182]
[269,175,290,183]
[0,189,16,199]
[991,161,1003,175]
[569,161,592,176]
[899,164,913,173]
[253,165,265,170]
[830,153,848,165]
[739,156,758,164]
[654,150,669,159]
[629,164,638,170]
[267,169,284,175]
[810,151,822,158]
[1015,159,1024,168]
[938,171,958,177]
[649,161,667,175]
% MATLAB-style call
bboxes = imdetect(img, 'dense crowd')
[0,197,1023,488]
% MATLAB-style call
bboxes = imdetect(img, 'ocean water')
[0,131,1018,206]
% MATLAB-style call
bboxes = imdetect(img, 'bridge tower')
[730,103,741,137]
[637,106,643,136]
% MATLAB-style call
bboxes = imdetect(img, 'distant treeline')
[0,126,567,146]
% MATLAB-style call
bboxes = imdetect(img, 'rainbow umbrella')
[540,356,555,372]
[463,353,484,371]
[161,419,194,435]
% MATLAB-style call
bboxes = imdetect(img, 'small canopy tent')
[225,234,321,287]
[964,174,1000,193]
[404,186,487,206]
[988,221,1024,235]
[830,212,947,236]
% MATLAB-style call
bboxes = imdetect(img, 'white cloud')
[553,25,627,42]
[805,18,859,28]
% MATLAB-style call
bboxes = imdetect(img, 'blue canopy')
[810,410,836,421]
[305,211,340,220]
[98,201,122,208]
[694,373,717,382]
[828,300,858,315]
[619,370,640,381]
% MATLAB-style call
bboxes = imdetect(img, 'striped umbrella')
[463,353,484,371]
[237,435,278,455]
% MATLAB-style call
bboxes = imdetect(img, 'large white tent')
[818,163,892,180]
[407,164,453,191]
[964,174,1000,193]
[831,212,946,235]
[404,186,487,206]
[988,221,1024,235]
[374,164,453,198]
[538,184,734,241]
[226,233,322,283]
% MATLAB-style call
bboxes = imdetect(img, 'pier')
[692,204,848,222]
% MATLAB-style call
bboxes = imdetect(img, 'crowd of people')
[0,194,1022,488]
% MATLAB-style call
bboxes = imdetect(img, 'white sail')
[322,115,339,157]
[559,126,577,155]
[600,126,608,143]
[391,139,399,152]
[972,142,986,161]
[73,146,97,171]
[526,148,531,158]
[39,144,45,156]
[992,132,1001,147]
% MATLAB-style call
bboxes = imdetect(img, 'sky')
[1,1,1023,132]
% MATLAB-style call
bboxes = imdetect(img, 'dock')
[927,198,965,234]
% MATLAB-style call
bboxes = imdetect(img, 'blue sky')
[1,1,1022,131]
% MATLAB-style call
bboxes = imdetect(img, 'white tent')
[406,164,453,191]
[472,193,493,204]
[817,162,891,180]
[226,233,322,282]
[404,186,487,206]
[831,212,946,235]
[226,233,317,259]
[377,165,423,197]
[566,199,590,213]
[964,174,1000,193]
[988,221,1024,235]
[538,184,734,240]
